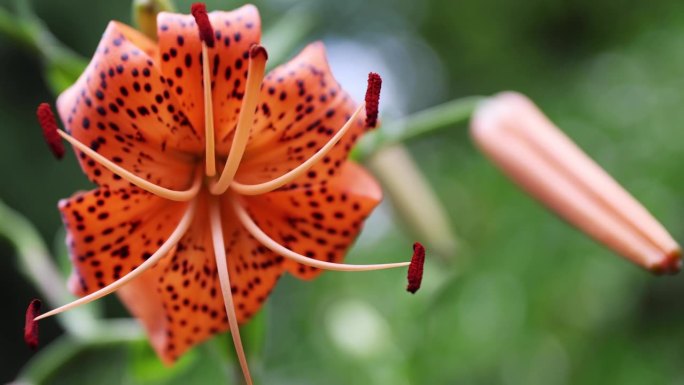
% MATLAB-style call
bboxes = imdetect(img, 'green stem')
[356,96,485,160]
[132,0,177,40]
[15,320,144,385]
[0,200,98,336]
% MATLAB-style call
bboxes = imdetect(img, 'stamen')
[208,197,253,385]
[58,130,202,201]
[231,104,365,195]
[33,199,197,322]
[191,3,215,47]
[36,103,65,159]
[209,45,268,195]
[406,242,425,294]
[231,197,410,271]
[365,72,382,128]
[24,299,41,350]
[193,2,217,177]
[202,42,216,177]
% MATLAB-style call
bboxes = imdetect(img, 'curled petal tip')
[36,103,65,159]
[365,72,382,128]
[407,242,425,294]
[24,299,42,350]
[191,2,215,47]
[249,44,268,60]
[650,249,682,275]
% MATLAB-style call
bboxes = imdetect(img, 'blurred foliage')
[3,0,684,384]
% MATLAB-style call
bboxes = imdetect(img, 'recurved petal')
[241,161,382,280]
[156,5,261,142]
[235,42,369,190]
[59,186,188,297]
[119,195,282,363]
[56,21,202,190]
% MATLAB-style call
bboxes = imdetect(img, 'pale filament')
[58,130,202,202]
[202,43,216,177]
[209,49,267,195]
[34,199,197,321]
[208,197,253,385]
[231,103,365,196]
[231,197,410,272]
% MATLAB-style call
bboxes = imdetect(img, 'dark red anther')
[249,44,268,61]
[364,72,382,128]
[36,103,64,159]
[406,242,425,294]
[24,299,42,350]
[191,3,215,48]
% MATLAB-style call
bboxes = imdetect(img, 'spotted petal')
[242,162,382,279]
[234,43,369,192]
[156,5,261,147]
[56,21,202,190]
[115,195,282,363]
[59,186,188,296]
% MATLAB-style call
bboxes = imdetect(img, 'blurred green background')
[3,0,684,384]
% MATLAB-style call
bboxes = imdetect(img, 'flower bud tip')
[651,249,682,275]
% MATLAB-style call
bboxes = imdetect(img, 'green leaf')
[128,340,199,384]
[45,345,129,385]
[241,308,267,359]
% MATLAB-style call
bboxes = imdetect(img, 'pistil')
[209,45,268,195]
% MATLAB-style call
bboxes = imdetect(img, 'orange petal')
[236,43,369,189]
[56,21,202,190]
[242,162,382,280]
[59,186,188,296]
[119,194,283,363]
[156,5,261,145]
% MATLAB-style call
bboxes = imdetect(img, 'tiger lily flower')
[31,4,421,384]
[471,92,681,273]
